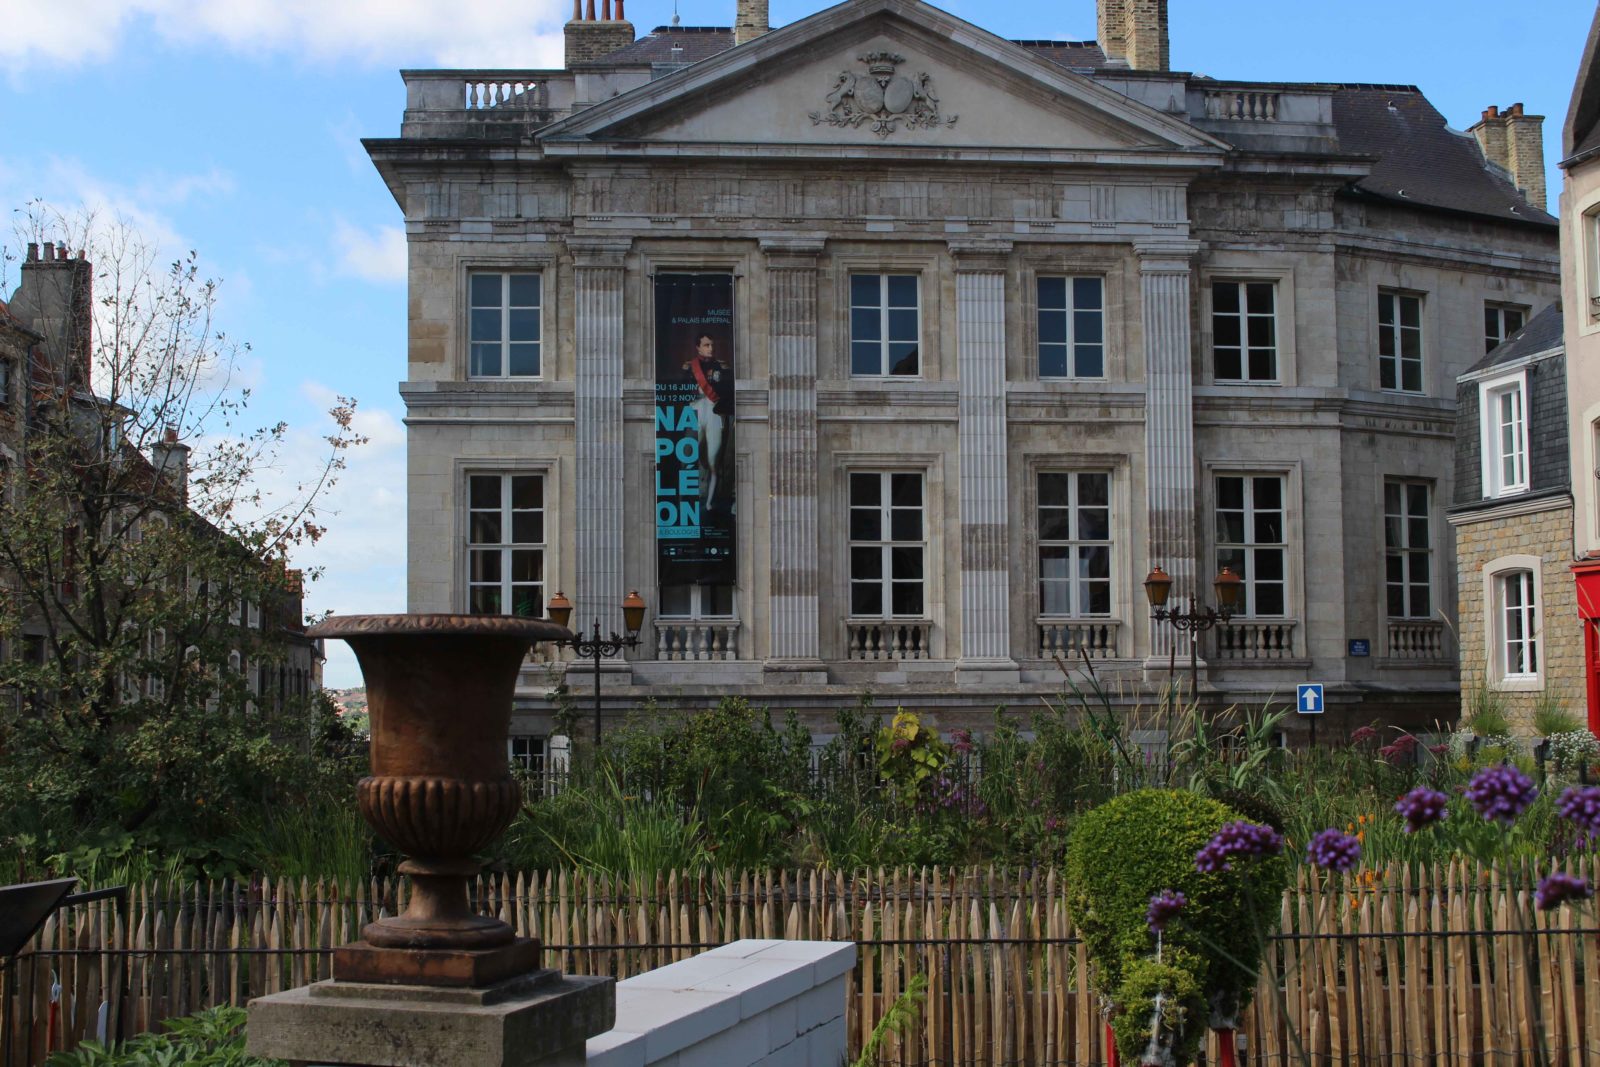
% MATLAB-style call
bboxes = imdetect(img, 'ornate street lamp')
[1143,564,1243,698]
[546,590,647,746]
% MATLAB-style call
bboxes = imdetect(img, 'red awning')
[1575,560,1600,620]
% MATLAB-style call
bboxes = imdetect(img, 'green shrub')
[1065,789,1289,1028]
[1532,688,1583,737]
[46,1006,282,1066]
[1464,685,1512,737]
[1110,957,1207,1066]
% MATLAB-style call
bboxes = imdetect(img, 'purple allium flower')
[1146,889,1188,934]
[1306,828,1362,871]
[1464,764,1538,824]
[1350,725,1379,745]
[1535,872,1594,911]
[1558,786,1600,836]
[1195,821,1284,873]
[1394,786,1450,833]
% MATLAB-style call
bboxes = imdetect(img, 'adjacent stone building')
[1450,307,1580,731]
[368,0,1560,743]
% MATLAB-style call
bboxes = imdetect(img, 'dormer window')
[1479,371,1529,498]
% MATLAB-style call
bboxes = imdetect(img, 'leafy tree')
[0,205,366,868]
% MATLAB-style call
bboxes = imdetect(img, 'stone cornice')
[563,235,632,266]
[1446,490,1572,526]
[947,238,1013,271]
[1133,239,1202,272]
[759,236,828,268]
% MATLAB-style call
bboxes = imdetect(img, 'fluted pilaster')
[762,239,824,667]
[952,243,1015,672]
[1137,241,1201,660]
[568,238,630,636]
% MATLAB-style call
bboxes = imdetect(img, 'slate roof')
[1565,5,1600,161]
[1466,303,1564,376]
[602,26,734,65]
[1332,86,1554,227]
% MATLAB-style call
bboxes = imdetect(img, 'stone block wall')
[1454,500,1582,732]
[586,939,855,1067]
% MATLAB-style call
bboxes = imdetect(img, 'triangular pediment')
[540,0,1225,159]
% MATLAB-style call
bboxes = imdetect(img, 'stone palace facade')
[367,0,1559,740]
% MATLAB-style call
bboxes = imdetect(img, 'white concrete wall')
[586,939,855,1067]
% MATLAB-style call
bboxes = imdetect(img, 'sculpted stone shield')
[808,50,958,137]
[882,75,915,115]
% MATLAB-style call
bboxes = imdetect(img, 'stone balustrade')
[845,619,933,661]
[1213,619,1298,661]
[400,70,575,136]
[1036,618,1121,659]
[1204,89,1280,121]
[1386,619,1448,660]
[655,619,740,661]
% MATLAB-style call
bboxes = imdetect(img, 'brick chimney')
[1470,102,1548,211]
[9,241,92,390]
[735,0,769,46]
[1097,0,1168,72]
[150,425,190,503]
[564,0,636,66]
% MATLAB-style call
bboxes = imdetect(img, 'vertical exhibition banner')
[654,274,736,588]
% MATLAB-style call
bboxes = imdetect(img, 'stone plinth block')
[247,968,614,1067]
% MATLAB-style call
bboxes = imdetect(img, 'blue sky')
[2,0,1593,686]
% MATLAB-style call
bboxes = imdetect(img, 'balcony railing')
[1213,620,1298,661]
[1037,618,1121,660]
[845,620,933,661]
[654,619,740,661]
[1386,620,1448,660]
[1203,89,1280,121]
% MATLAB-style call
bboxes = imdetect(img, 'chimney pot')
[571,0,580,17]
[734,0,770,46]
[42,242,54,261]
[585,0,595,18]
[1509,102,1525,116]
[164,425,179,444]
[25,242,38,262]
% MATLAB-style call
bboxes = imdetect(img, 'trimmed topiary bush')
[1109,958,1207,1067]
[1066,788,1290,1063]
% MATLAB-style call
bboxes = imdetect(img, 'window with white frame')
[1215,474,1287,617]
[0,359,11,410]
[659,582,734,618]
[1586,208,1600,319]
[848,471,925,617]
[1484,303,1527,353]
[509,735,546,776]
[1037,472,1111,617]
[1383,480,1431,619]
[1495,569,1539,681]
[1037,277,1104,378]
[1378,290,1423,393]
[1212,281,1277,383]
[850,274,919,376]
[467,473,546,617]
[1479,374,1528,497]
[469,272,541,378]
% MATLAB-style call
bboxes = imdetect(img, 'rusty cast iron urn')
[308,614,572,987]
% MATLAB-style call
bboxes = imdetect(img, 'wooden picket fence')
[4,860,1600,1065]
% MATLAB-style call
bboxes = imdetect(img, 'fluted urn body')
[308,614,569,984]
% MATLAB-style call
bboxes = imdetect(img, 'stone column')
[568,237,631,637]
[951,241,1018,682]
[1137,240,1201,661]
[761,238,829,683]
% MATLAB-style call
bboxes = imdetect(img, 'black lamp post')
[1143,564,1244,700]
[546,589,647,747]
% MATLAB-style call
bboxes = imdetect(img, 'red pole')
[1106,1021,1119,1067]
[1218,1027,1238,1067]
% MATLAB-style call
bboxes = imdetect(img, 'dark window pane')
[1407,483,1428,515]
[1217,512,1246,544]
[1408,518,1428,547]
[1254,512,1284,544]
[852,343,882,376]
[1256,584,1285,616]
[887,275,917,307]
[1075,346,1104,378]
[1400,327,1421,360]
[706,584,735,616]
[470,308,501,342]
[511,476,542,509]
[1378,292,1395,327]
[1215,349,1242,381]
[1213,283,1239,314]
[1217,477,1245,509]
[850,509,881,540]
[1039,546,1070,579]
[851,583,882,616]
[511,589,541,618]
[1380,359,1397,390]
[508,344,540,377]
[510,550,542,582]
[1253,477,1282,509]
[1038,473,1071,508]
[1217,548,1246,578]
[1386,555,1404,583]
[511,512,543,545]
[1387,586,1406,618]
[1078,474,1109,507]
[1384,515,1402,549]
[659,585,692,615]
[1073,277,1103,310]
[1080,545,1110,579]
[1038,507,1071,543]
[890,509,921,541]
[888,308,918,342]
[1384,481,1401,514]
[470,274,501,307]
[1412,586,1430,617]
[1507,309,1525,333]
[1247,315,1275,349]
[1074,310,1103,345]
[471,344,501,377]
[891,547,923,580]
[1037,276,1066,309]
[891,474,921,507]
[470,513,502,544]
[1214,315,1241,348]
[1485,307,1499,346]
[892,582,924,616]
[1248,349,1276,381]
[1039,309,1067,344]
[1078,507,1109,542]
[1400,297,1420,329]
[851,307,881,341]
[508,274,539,306]
[1085,581,1111,616]
[1246,283,1274,314]
[1040,580,1070,615]
[1039,344,1068,378]
[470,476,501,508]
[1255,550,1284,580]
[470,550,501,582]
[850,473,880,507]
[508,309,539,341]
[1402,361,1422,393]
[888,345,919,375]
[850,275,879,306]
[851,547,882,580]
[470,587,502,614]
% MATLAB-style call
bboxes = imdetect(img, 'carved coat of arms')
[809,51,957,137]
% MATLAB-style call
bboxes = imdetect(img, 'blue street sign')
[1296,683,1325,715]
[1348,639,1370,657]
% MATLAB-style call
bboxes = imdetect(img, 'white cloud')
[3,0,567,71]
[331,220,407,285]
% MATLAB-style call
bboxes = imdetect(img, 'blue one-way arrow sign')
[1296,683,1325,715]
